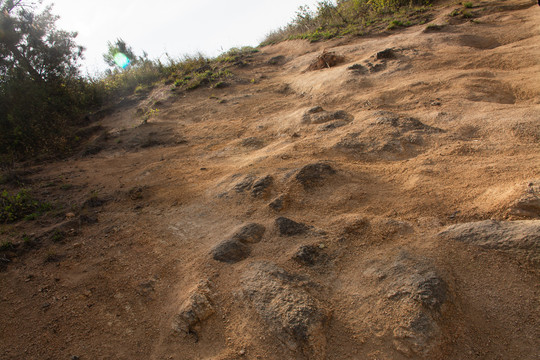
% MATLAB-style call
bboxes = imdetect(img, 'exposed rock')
[241,262,328,358]
[241,137,264,149]
[362,251,448,356]
[410,271,447,310]
[438,220,540,251]
[306,50,345,71]
[211,239,251,263]
[303,108,353,125]
[231,223,266,244]
[307,106,324,114]
[318,120,348,131]
[267,55,286,66]
[507,182,540,218]
[172,281,214,337]
[295,163,336,189]
[234,175,255,193]
[376,48,397,60]
[269,194,288,212]
[334,111,443,160]
[276,217,310,236]
[293,245,326,266]
[251,175,273,198]
[347,63,367,73]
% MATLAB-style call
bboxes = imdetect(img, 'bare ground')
[1,1,539,359]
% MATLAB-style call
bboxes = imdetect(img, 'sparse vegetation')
[463,2,473,8]
[261,0,433,45]
[0,189,51,223]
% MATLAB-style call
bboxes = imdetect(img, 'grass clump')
[0,189,51,223]
[463,2,473,8]
[261,0,433,45]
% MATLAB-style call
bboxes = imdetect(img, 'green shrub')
[0,189,51,223]
[463,2,473,8]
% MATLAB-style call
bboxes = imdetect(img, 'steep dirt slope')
[1,1,539,359]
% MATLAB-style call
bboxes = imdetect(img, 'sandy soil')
[1,0,539,359]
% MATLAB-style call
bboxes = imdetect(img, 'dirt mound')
[306,50,345,71]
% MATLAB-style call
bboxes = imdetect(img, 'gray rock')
[241,137,265,149]
[363,252,448,356]
[232,223,266,244]
[295,163,336,189]
[376,48,396,60]
[293,245,325,266]
[318,120,348,131]
[307,106,324,114]
[438,220,540,251]
[211,239,251,263]
[276,217,309,236]
[172,281,214,336]
[251,175,273,198]
[508,193,540,218]
[234,175,255,193]
[303,109,353,125]
[267,55,286,65]
[269,195,287,212]
[241,262,328,358]
[411,271,447,310]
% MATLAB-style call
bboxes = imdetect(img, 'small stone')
[293,245,325,266]
[269,195,286,212]
[307,106,324,114]
[251,175,273,198]
[295,163,336,189]
[211,239,251,263]
[376,48,396,60]
[234,175,255,193]
[276,217,309,236]
[232,223,266,244]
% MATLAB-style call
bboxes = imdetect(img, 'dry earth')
[1,0,539,359]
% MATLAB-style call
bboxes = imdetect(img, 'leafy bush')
[0,189,51,223]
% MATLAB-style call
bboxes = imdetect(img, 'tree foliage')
[0,0,94,159]
[103,38,138,69]
[0,0,83,81]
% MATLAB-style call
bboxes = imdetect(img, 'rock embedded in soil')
[172,282,214,337]
[508,193,540,218]
[211,239,251,263]
[231,223,266,244]
[293,245,325,266]
[302,108,353,125]
[376,48,396,60]
[276,217,310,236]
[251,175,273,198]
[438,220,540,251]
[241,261,328,358]
[362,251,449,356]
[295,163,336,189]
[234,175,255,193]
[269,195,287,212]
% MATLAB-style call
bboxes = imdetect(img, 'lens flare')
[113,52,130,69]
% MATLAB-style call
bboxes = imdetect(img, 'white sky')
[44,0,320,75]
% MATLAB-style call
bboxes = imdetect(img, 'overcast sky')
[44,0,320,75]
